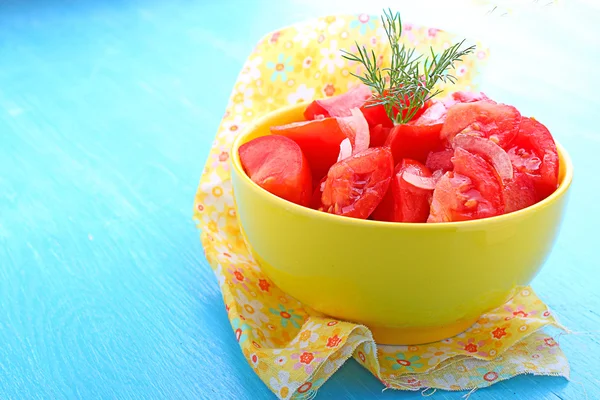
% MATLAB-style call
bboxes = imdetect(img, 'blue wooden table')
[1,1,599,398]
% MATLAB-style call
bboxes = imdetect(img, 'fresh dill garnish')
[341,9,475,125]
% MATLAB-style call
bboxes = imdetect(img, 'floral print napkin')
[193,14,569,399]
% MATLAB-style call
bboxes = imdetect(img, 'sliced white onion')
[452,133,514,181]
[402,171,438,190]
[337,138,353,162]
[432,169,444,184]
[337,108,370,154]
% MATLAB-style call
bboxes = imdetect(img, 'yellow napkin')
[193,14,569,399]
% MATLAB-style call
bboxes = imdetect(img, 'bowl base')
[369,317,478,345]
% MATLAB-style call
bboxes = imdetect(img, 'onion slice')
[337,138,353,162]
[338,108,370,154]
[402,171,438,190]
[452,133,513,181]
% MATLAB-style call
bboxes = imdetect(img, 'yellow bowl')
[230,103,573,345]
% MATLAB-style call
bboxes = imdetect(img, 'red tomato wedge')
[360,95,432,128]
[369,124,392,148]
[428,148,504,222]
[322,147,394,219]
[441,101,521,148]
[310,176,327,210]
[360,101,394,128]
[386,119,444,164]
[452,134,513,182]
[507,117,559,200]
[426,148,454,172]
[503,171,538,213]
[271,118,346,183]
[239,135,312,206]
[304,84,372,119]
[372,159,434,222]
[272,110,370,181]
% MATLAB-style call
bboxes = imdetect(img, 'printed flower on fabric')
[293,22,318,48]
[292,321,322,348]
[239,56,263,84]
[255,84,284,113]
[269,304,303,329]
[421,346,452,366]
[230,84,254,113]
[227,266,251,292]
[267,53,294,82]
[269,370,292,400]
[432,373,470,391]
[231,317,251,344]
[236,289,269,327]
[504,304,536,321]
[220,115,244,140]
[297,377,326,397]
[457,338,489,357]
[291,351,325,374]
[316,16,346,35]
[475,365,504,383]
[319,39,345,74]
[287,84,315,105]
[384,352,424,372]
[536,337,561,355]
[293,46,318,78]
[350,14,376,35]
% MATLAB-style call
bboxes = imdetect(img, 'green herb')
[341,9,475,124]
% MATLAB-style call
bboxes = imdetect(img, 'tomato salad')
[238,85,559,223]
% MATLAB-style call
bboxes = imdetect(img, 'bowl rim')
[231,103,573,230]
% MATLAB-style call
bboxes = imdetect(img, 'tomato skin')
[506,117,559,200]
[441,101,522,148]
[386,121,444,164]
[503,170,538,213]
[428,148,504,222]
[304,84,372,119]
[369,124,392,148]
[239,135,312,206]
[372,159,433,222]
[310,176,327,210]
[322,147,394,219]
[270,118,347,183]
[360,102,394,129]
[426,148,454,172]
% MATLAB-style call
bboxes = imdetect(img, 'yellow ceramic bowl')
[230,103,573,345]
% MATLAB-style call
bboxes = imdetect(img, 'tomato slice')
[369,124,392,148]
[413,100,447,125]
[270,118,347,183]
[503,170,538,213]
[426,148,454,172]
[239,135,312,206]
[506,117,559,200]
[442,91,492,108]
[386,119,444,164]
[441,101,521,148]
[304,84,372,119]
[428,148,504,222]
[310,176,327,210]
[322,147,394,219]
[452,134,513,182]
[372,159,434,222]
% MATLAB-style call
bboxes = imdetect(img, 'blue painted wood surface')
[1,1,598,399]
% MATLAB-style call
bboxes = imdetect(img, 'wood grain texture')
[0,0,598,399]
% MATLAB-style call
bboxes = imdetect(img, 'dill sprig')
[341,9,475,125]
